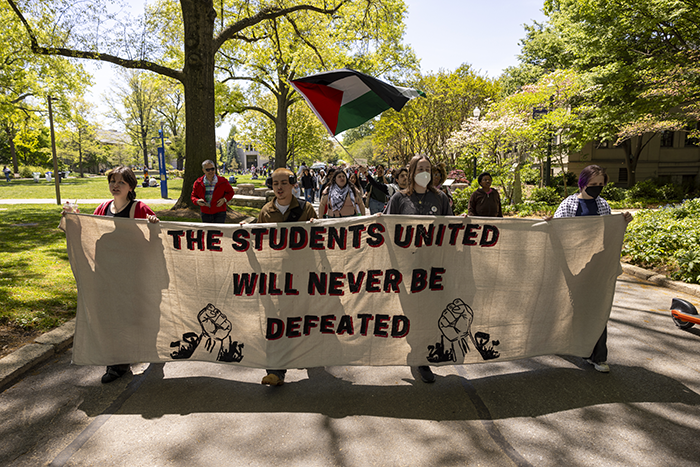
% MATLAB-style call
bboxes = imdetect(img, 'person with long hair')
[384,155,452,384]
[319,170,366,218]
[551,165,633,373]
[347,170,364,198]
[90,166,160,383]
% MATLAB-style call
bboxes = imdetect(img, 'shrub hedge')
[623,198,700,284]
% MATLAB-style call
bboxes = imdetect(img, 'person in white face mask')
[384,155,453,217]
[383,154,453,385]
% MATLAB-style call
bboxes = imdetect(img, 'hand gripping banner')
[60,214,626,369]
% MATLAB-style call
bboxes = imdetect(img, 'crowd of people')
[66,156,632,385]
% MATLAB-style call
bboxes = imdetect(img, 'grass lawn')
[0,173,266,200]
[0,205,78,357]
[0,200,260,359]
[0,176,184,200]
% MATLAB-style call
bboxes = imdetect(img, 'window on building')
[596,140,611,149]
[618,168,628,183]
[660,131,674,148]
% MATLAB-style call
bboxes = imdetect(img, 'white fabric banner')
[61,213,626,368]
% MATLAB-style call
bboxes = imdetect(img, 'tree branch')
[242,105,277,123]
[213,1,348,52]
[6,0,183,82]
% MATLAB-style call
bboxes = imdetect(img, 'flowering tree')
[449,70,585,203]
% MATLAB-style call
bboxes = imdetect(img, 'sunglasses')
[205,168,216,172]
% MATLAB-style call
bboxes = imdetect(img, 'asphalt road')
[1,272,700,466]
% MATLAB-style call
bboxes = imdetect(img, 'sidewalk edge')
[0,318,75,392]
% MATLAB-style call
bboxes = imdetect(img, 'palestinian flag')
[290,68,425,136]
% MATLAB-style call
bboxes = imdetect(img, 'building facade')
[568,130,700,187]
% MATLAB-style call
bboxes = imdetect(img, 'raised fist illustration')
[198,304,232,353]
[438,298,474,343]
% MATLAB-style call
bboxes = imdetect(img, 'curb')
[620,263,700,299]
[2,264,699,392]
[0,319,75,392]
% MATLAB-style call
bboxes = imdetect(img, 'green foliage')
[502,202,556,218]
[528,186,561,204]
[18,166,47,178]
[451,182,479,215]
[625,179,660,200]
[374,65,500,167]
[658,183,686,201]
[623,198,700,284]
[549,171,577,188]
[601,182,625,201]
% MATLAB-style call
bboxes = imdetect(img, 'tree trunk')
[621,135,649,188]
[78,127,84,177]
[274,78,290,170]
[175,0,217,209]
[9,132,18,174]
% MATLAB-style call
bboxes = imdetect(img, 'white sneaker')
[584,358,610,373]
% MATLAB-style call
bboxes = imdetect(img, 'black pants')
[588,327,608,363]
[201,211,227,223]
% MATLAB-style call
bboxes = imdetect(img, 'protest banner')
[60,213,626,369]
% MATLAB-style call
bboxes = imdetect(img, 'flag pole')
[333,135,357,165]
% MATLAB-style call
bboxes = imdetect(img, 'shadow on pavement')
[76,362,700,422]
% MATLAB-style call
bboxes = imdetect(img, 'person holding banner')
[318,170,366,218]
[258,167,318,386]
[384,155,453,383]
[90,166,160,383]
[191,160,235,224]
[552,164,633,373]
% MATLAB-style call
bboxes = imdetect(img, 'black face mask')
[585,185,604,198]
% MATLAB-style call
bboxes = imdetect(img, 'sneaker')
[417,365,436,383]
[584,358,610,373]
[101,365,128,384]
[261,373,284,386]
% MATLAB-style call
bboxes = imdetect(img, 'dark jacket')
[467,188,503,217]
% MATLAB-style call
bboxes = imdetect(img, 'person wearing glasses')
[191,159,235,223]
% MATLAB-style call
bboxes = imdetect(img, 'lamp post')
[472,106,481,180]
[47,96,61,205]
[157,124,169,199]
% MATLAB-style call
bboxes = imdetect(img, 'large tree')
[6,0,351,208]
[373,65,499,167]
[106,71,162,169]
[216,0,415,169]
[0,4,89,172]
[515,0,700,186]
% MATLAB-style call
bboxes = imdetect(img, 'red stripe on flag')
[292,81,343,134]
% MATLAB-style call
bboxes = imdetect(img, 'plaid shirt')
[553,194,611,218]
[203,175,218,204]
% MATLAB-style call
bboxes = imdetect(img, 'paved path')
[1,272,700,466]
[0,198,178,205]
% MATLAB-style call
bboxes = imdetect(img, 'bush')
[528,186,561,204]
[19,166,47,178]
[658,183,685,201]
[451,181,479,215]
[601,182,626,201]
[623,198,700,284]
[549,171,577,187]
[626,179,660,200]
[502,202,556,217]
